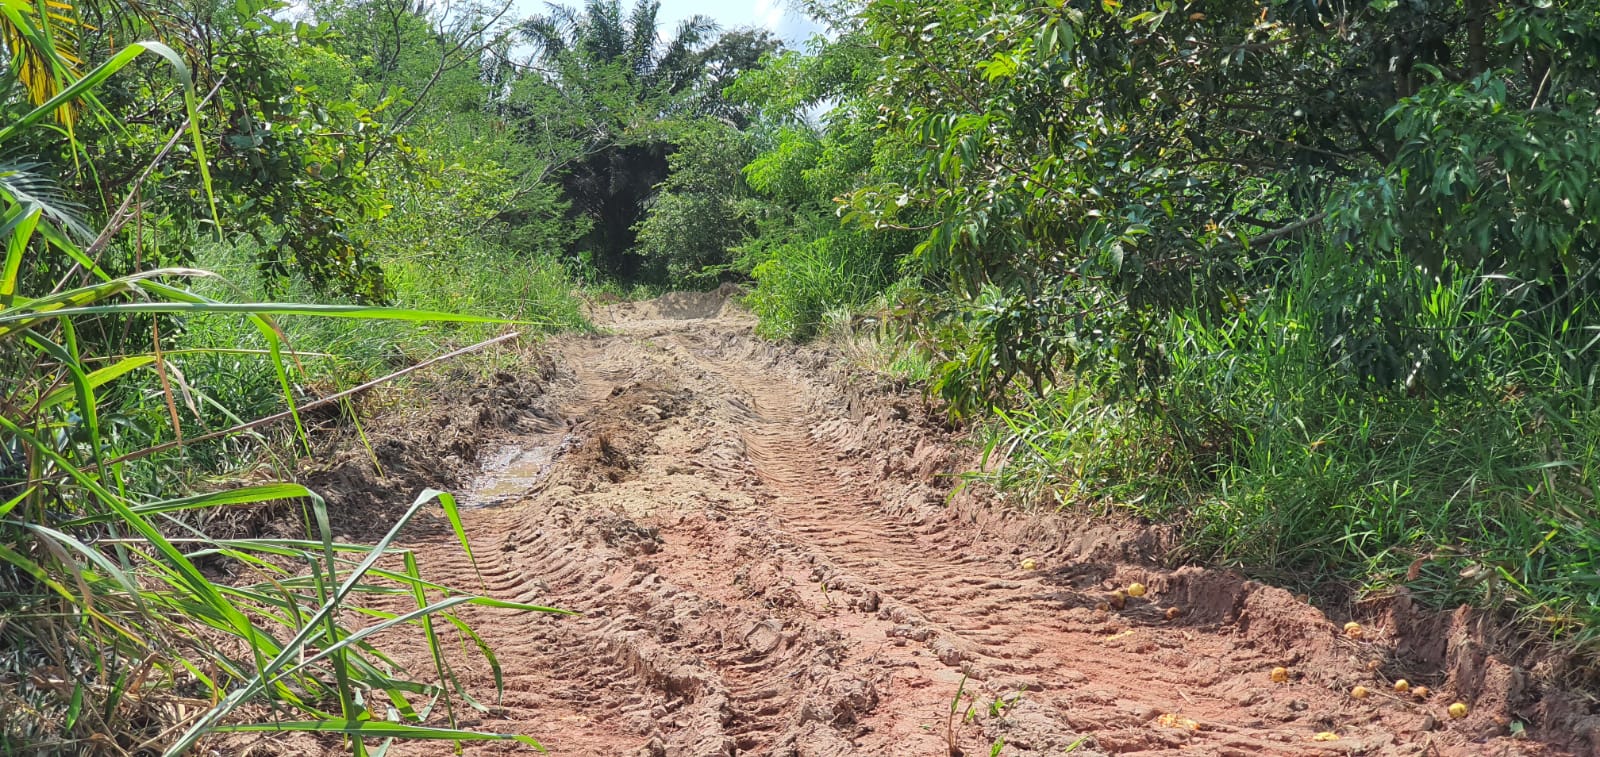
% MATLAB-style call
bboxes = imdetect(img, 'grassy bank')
[955,262,1600,662]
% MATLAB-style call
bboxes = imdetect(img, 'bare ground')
[303,292,1597,756]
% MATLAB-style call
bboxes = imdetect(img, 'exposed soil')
[300,292,1597,756]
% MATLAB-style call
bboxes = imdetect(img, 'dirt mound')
[269,300,1595,756]
[592,283,745,325]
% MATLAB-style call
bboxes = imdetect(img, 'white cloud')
[753,0,784,31]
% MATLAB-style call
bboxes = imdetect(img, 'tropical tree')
[510,0,778,281]
[842,0,1600,404]
[520,0,717,105]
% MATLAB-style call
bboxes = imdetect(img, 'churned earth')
[313,291,1595,756]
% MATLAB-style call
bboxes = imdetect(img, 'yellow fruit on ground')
[1394,679,1411,693]
[1270,666,1289,683]
[1311,732,1339,742]
[1351,685,1370,699]
[1343,621,1364,639]
[1449,702,1469,719]
[1021,558,1038,571]
[1127,582,1147,598]
[1155,712,1199,730]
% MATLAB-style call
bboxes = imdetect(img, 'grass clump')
[1,34,569,755]
[972,254,1600,660]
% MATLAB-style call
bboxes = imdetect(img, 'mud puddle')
[322,292,1594,757]
[464,434,575,508]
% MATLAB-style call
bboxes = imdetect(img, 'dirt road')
[372,294,1583,756]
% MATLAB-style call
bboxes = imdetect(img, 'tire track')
[363,298,1570,757]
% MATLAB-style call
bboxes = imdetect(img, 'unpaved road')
[369,295,1584,756]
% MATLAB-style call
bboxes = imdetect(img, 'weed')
[0,34,563,754]
[942,674,1024,757]
[969,250,1600,662]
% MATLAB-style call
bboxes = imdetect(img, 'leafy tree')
[632,119,758,284]
[728,30,919,337]
[844,0,1600,405]
[511,0,779,282]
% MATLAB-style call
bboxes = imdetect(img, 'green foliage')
[744,222,902,339]
[0,32,560,753]
[210,17,393,300]
[727,0,1600,662]
[632,119,759,286]
[511,0,782,282]
[842,0,1600,407]
[972,248,1600,654]
[728,31,921,338]
[166,237,584,444]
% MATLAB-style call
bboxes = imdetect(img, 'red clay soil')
[302,292,1597,756]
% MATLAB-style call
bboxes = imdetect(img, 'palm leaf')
[0,157,90,238]
[624,0,659,79]
[0,0,85,123]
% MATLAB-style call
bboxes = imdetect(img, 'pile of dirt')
[589,283,744,325]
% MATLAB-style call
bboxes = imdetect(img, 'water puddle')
[462,432,575,508]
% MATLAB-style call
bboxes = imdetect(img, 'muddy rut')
[365,295,1589,757]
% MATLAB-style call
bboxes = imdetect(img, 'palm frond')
[0,0,86,124]
[652,15,716,95]
[582,0,624,64]
[624,0,659,79]
[0,158,89,239]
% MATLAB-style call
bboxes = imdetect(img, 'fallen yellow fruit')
[1394,679,1410,693]
[1127,582,1147,598]
[1021,558,1037,571]
[1311,732,1339,742]
[1270,666,1289,683]
[1351,685,1370,699]
[1449,702,1469,719]
[1155,713,1199,730]
[1343,621,1364,639]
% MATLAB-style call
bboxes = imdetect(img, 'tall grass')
[972,250,1600,661]
[165,236,588,444]
[2,33,559,754]
[744,226,902,340]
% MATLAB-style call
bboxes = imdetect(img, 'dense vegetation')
[729,0,1600,665]
[5,0,1600,750]
[0,0,741,751]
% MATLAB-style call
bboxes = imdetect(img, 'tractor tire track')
[362,292,1577,757]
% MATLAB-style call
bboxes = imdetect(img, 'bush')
[743,225,902,340]
[1,32,571,752]
[974,248,1600,657]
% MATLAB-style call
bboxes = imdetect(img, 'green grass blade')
[210,720,542,748]
[34,356,157,411]
[55,483,312,527]
[1,203,39,305]
[163,488,550,755]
